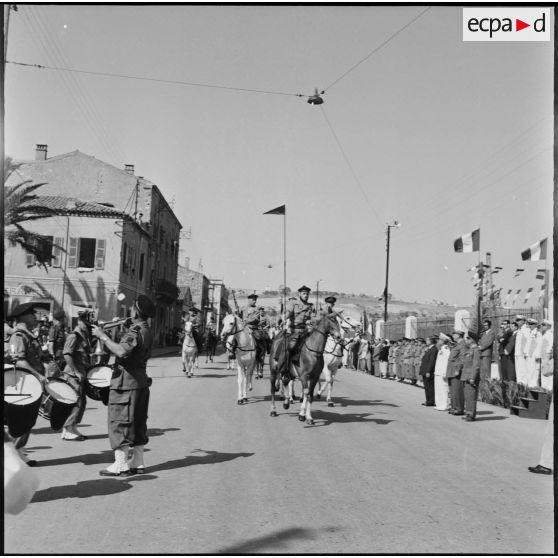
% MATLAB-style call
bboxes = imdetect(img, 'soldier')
[240,294,267,347]
[284,285,315,366]
[461,331,481,421]
[538,319,553,391]
[525,318,542,388]
[47,309,67,377]
[478,319,496,382]
[7,302,48,466]
[447,330,466,416]
[60,310,93,441]
[514,315,530,386]
[92,295,155,476]
[419,336,438,406]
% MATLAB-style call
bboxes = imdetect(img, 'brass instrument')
[97,317,133,330]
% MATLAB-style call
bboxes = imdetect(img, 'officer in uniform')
[461,331,481,421]
[92,295,155,476]
[7,302,48,466]
[284,285,315,366]
[241,294,267,348]
[447,330,466,416]
[61,310,93,441]
[47,309,67,377]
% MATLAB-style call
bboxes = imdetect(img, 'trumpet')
[96,317,133,330]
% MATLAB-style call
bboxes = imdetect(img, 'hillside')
[231,291,459,322]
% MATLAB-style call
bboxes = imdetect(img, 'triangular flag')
[263,205,286,215]
[523,288,534,305]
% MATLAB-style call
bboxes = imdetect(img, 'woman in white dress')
[434,333,451,411]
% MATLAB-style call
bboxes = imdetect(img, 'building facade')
[5,146,182,343]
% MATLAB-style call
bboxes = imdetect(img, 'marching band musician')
[47,309,67,377]
[60,310,93,441]
[7,302,48,467]
[92,295,155,477]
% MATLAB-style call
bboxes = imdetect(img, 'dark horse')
[204,328,218,363]
[268,313,342,424]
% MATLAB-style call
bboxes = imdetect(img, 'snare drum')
[86,365,112,405]
[4,364,44,438]
[39,377,80,431]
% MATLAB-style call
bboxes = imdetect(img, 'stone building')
[5,145,182,343]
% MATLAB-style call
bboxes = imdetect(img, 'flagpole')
[283,210,286,326]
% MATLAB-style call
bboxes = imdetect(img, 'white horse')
[220,314,257,405]
[181,321,198,377]
[317,335,345,407]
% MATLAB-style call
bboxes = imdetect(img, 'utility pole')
[383,221,400,324]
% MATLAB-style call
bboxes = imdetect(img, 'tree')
[4,157,58,270]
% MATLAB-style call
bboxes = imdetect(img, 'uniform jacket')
[446,340,466,378]
[478,328,496,358]
[48,324,66,358]
[63,328,92,375]
[419,344,438,376]
[525,329,542,359]
[461,344,481,383]
[286,299,314,329]
[111,319,154,390]
[514,325,530,356]
[241,305,261,328]
[540,329,553,376]
[9,325,45,375]
[434,345,450,377]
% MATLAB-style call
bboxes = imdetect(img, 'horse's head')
[220,314,237,341]
[321,312,342,341]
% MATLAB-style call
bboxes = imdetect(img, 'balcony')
[154,277,179,303]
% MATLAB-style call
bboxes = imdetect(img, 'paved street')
[5,351,554,554]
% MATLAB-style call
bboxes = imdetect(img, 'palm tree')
[4,156,59,270]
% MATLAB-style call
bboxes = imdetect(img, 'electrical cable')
[7,60,307,99]
[324,6,432,92]
[320,106,383,228]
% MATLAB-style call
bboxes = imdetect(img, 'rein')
[228,316,256,353]
[302,321,340,355]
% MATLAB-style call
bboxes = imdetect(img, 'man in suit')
[501,321,518,407]
[497,320,512,381]
[478,319,496,381]
[446,330,466,415]
[419,336,438,406]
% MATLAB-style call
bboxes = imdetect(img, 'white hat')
[515,314,526,321]
[541,319,552,326]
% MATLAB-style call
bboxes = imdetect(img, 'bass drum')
[85,365,112,406]
[39,376,80,431]
[4,364,44,438]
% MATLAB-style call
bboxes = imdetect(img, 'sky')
[4,4,554,307]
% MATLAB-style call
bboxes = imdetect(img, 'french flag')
[521,238,548,261]
[454,228,480,253]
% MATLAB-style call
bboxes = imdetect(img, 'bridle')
[224,315,256,352]
[302,316,341,355]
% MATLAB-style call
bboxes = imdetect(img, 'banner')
[454,228,480,253]
[521,238,548,261]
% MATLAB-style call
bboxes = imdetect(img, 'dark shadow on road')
[473,416,508,421]
[189,373,235,379]
[30,475,156,503]
[35,450,114,467]
[148,449,255,474]
[147,427,181,436]
[332,397,399,408]
[215,525,342,554]
[306,410,394,427]
[25,446,52,451]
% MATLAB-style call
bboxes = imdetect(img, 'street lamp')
[383,220,401,324]
[316,279,323,309]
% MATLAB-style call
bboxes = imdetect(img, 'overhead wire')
[25,7,127,164]
[319,106,383,228]
[324,6,432,92]
[7,60,307,99]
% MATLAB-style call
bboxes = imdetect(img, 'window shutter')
[95,238,106,269]
[68,237,78,268]
[52,237,64,267]
[25,249,36,267]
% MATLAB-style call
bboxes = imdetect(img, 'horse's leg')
[237,361,245,404]
[298,375,308,422]
[270,363,278,416]
[305,369,321,425]
[182,350,186,373]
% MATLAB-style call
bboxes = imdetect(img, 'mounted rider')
[240,294,267,351]
[185,307,203,352]
[285,285,316,365]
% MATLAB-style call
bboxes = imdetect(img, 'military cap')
[247,293,258,300]
[298,285,311,293]
[439,332,451,342]
[135,295,156,318]
[541,319,552,326]
[324,296,336,304]
[8,302,47,319]
[466,330,479,342]
[53,309,66,320]
[452,330,465,337]
[188,307,199,314]
[515,314,526,321]
[527,318,538,325]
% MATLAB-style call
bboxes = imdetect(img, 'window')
[122,243,128,273]
[68,237,106,269]
[25,235,57,267]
